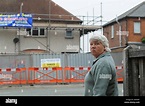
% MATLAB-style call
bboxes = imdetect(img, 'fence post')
[139,58,145,96]
[123,46,130,96]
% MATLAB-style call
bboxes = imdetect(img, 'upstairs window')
[134,22,141,34]
[26,27,46,37]
[32,28,38,36]
[65,29,74,39]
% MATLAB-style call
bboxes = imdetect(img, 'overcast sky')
[52,0,145,52]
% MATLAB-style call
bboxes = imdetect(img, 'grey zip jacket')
[84,52,119,96]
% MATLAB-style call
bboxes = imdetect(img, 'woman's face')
[90,40,105,58]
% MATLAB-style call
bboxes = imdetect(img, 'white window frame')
[111,25,114,38]
[134,22,141,33]
[65,29,74,39]
[26,27,46,37]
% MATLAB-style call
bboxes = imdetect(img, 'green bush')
[141,37,145,43]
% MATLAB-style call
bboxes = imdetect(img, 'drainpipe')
[116,15,122,47]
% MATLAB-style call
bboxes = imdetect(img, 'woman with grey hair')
[84,34,119,96]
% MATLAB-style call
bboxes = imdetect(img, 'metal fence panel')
[0,54,31,68]
[0,52,123,85]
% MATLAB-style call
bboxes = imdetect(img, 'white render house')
[0,0,101,54]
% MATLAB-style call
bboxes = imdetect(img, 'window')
[111,25,114,38]
[40,28,45,35]
[33,28,38,36]
[26,28,31,35]
[26,27,46,37]
[65,29,74,39]
[134,22,140,33]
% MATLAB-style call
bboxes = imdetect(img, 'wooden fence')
[123,45,145,96]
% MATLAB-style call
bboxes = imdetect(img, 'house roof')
[103,1,145,27]
[0,0,82,23]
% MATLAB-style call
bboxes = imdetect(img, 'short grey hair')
[89,34,111,52]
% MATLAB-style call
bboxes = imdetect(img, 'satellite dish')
[13,38,19,44]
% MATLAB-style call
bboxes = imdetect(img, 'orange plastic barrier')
[64,66,91,83]
[0,66,123,85]
[116,66,123,82]
[27,67,63,84]
[0,68,27,85]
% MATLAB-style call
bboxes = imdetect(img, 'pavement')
[0,83,123,96]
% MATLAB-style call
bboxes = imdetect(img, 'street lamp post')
[18,2,23,53]
[48,0,51,53]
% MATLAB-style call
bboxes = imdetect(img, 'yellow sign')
[41,58,61,68]
[42,63,60,68]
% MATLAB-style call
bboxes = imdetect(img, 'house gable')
[103,1,145,27]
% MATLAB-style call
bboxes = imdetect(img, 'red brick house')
[103,1,145,52]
